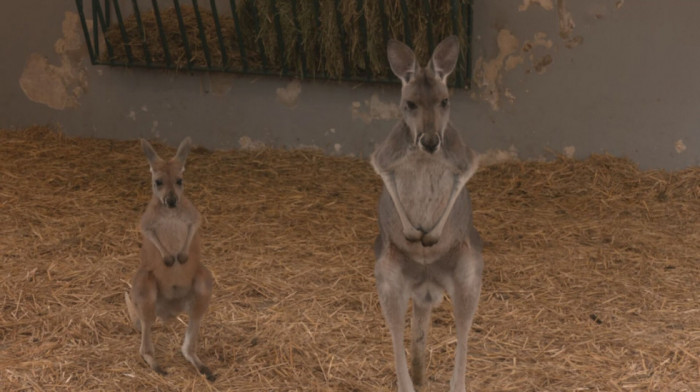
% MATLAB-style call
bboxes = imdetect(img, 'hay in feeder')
[101,4,255,71]
[99,1,470,82]
[0,126,698,391]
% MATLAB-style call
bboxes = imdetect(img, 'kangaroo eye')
[406,101,417,110]
[155,179,163,187]
[441,98,449,108]
[176,178,183,186]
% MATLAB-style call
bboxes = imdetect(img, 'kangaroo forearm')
[181,224,198,254]
[381,174,414,228]
[428,174,469,235]
[144,229,169,257]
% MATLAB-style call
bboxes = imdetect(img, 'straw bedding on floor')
[0,126,698,391]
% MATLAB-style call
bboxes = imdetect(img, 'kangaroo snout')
[419,133,440,153]
[164,192,178,208]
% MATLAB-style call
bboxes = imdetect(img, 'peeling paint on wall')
[523,32,556,74]
[523,32,554,52]
[565,36,584,49]
[351,94,401,124]
[239,136,266,150]
[518,0,554,12]
[472,0,601,110]
[479,145,519,167]
[505,55,524,71]
[533,54,553,74]
[276,80,302,107]
[675,139,687,154]
[563,145,576,158]
[557,0,584,48]
[504,88,516,104]
[557,0,575,38]
[19,12,87,110]
[150,120,160,138]
[473,29,520,111]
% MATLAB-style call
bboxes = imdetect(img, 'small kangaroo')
[125,137,215,381]
[371,36,483,392]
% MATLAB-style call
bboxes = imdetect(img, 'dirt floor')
[1,127,698,391]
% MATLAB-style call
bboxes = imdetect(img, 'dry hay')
[1,126,698,391]
[100,1,469,81]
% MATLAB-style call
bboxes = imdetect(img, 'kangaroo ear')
[387,39,417,85]
[140,139,161,168]
[175,137,192,165]
[430,35,460,82]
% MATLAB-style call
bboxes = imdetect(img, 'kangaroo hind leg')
[181,266,215,381]
[125,292,141,332]
[448,250,483,392]
[376,252,415,392]
[131,270,166,375]
[410,300,432,387]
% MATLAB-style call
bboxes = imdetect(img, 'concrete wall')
[1,0,698,169]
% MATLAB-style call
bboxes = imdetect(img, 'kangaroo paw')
[199,365,216,382]
[163,255,176,267]
[153,365,168,376]
[404,226,424,243]
[421,233,439,247]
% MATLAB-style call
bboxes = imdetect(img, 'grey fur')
[371,36,483,392]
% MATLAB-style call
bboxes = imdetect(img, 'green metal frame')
[75,0,472,88]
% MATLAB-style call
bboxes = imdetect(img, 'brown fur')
[125,137,215,381]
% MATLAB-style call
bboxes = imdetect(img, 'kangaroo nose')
[419,133,440,153]
[165,193,178,208]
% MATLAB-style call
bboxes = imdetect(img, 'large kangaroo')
[125,137,215,381]
[371,36,482,392]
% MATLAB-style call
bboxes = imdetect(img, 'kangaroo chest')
[393,152,455,231]
[153,215,189,254]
